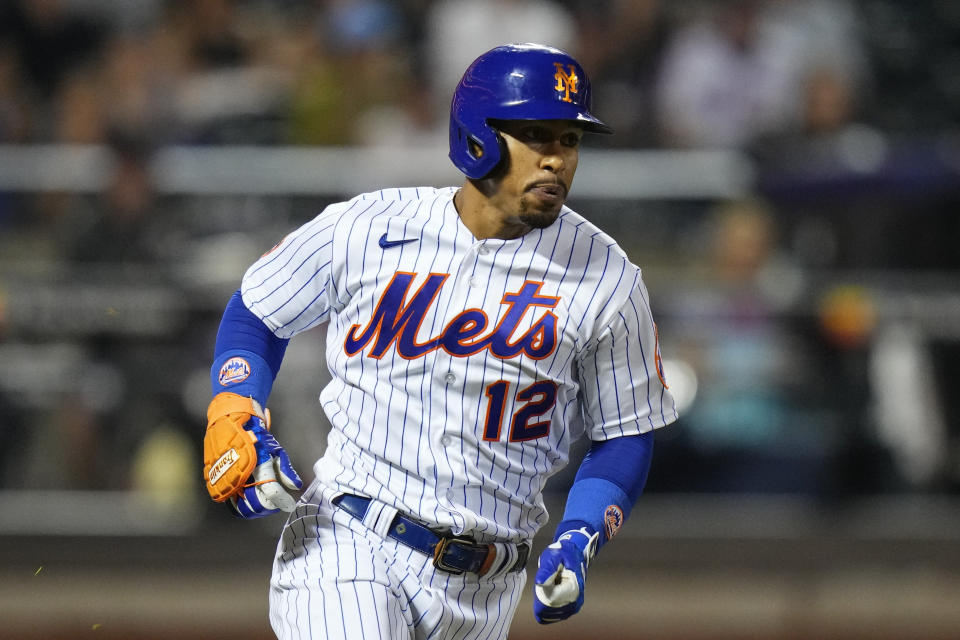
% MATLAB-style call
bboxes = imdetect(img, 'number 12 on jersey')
[482,380,558,442]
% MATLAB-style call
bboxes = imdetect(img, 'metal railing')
[0,144,754,199]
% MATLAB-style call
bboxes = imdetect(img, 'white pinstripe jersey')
[241,186,677,543]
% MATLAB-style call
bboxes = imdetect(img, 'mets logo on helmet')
[604,504,624,541]
[553,62,578,103]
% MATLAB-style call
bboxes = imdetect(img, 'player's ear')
[468,139,484,159]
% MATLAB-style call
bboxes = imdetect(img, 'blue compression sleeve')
[555,431,654,546]
[210,290,289,406]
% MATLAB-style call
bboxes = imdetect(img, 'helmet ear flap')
[450,117,503,179]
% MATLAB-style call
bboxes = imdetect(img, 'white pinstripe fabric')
[244,186,677,635]
[242,187,675,542]
[271,481,526,640]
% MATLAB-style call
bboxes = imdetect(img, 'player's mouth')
[526,181,567,206]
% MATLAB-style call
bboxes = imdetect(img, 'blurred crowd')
[0,0,955,150]
[1,0,960,512]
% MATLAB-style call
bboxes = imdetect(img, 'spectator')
[424,0,577,118]
[157,0,292,143]
[0,45,31,143]
[660,199,825,492]
[65,141,170,265]
[653,0,866,148]
[172,0,251,71]
[0,0,107,102]
[52,67,106,144]
[287,0,418,145]
[568,0,669,147]
[96,34,178,148]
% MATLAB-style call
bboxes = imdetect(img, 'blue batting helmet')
[449,43,612,179]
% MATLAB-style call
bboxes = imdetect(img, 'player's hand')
[533,527,599,624]
[228,414,303,518]
[203,392,303,518]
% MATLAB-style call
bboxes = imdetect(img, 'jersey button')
[444,372,457,384]
[477,246,490,256]
[440,435,453,447]
[468,276,480,288]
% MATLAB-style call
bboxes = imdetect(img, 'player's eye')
[559,132,582,148]
[519,126,551,143]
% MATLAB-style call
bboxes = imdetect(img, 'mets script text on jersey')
[344,272,560,360]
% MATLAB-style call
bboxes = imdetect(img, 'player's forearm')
[554,431,654,546]
[210,289,290,405]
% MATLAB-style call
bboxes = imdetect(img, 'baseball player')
[203,43,677,639]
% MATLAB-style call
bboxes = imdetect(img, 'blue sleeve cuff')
[214,290,288,374]
[556,431,655,546]
[211,349,275,406]
[557,478,630,547]
[574,431,654,503]
[210,290,289,406]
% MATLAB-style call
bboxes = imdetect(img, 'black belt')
[332,494,529,576]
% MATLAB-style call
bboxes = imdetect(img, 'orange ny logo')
[553,62,578,103]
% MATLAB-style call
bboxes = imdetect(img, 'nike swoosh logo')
[378,233,418,249]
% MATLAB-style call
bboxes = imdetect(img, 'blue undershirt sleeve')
[210,290,289,406]
[554,431,654,547]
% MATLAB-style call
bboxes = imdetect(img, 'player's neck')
[454,182,532,241]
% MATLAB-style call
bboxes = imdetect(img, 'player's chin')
[519,208,561,229]
[518,197,563,229]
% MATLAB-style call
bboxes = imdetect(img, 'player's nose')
[538,144,566,172]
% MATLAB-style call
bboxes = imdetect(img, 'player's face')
[488,120,582,229]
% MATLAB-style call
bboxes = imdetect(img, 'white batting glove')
[533,527,599,623]
[228,416,303,518]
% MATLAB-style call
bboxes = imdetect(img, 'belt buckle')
[432,536,474,575]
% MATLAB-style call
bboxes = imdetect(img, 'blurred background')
[1,0,959,638]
